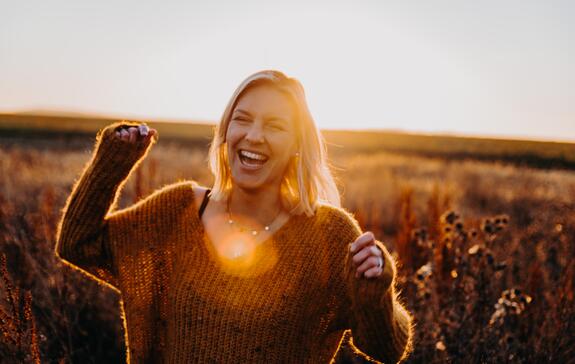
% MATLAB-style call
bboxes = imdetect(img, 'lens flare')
[209,231,278,277]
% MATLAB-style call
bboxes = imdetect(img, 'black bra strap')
[198,188,211,218]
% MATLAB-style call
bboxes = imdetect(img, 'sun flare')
[210,231,279,277]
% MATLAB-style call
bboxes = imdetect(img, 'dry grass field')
[1,116,574,363]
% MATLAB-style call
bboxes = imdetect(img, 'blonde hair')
[208,70,340,216]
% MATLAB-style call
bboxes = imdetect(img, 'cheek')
[271,131,297,150]
[225,125,242,148]
[271,137,297,165]
[225,126,234,143]
[225,131,239,161]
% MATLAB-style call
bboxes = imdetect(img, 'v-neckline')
[191,187,300,264]
[199,211,296,250]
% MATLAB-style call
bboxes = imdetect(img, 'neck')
[228,184,285,226]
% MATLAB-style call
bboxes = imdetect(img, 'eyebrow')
[233,109,252,117]
[233,109,288,123]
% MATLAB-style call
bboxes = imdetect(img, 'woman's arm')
[326,207,414,364]
[55,121,156,289]
[345,239,414,364]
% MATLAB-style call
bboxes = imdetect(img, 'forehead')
[233,84,296,119]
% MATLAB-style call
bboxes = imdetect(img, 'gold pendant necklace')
[226,198,282,236]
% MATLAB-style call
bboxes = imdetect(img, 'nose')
[244,121,265,144]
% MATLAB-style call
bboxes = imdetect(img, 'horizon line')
[1,108,574,144]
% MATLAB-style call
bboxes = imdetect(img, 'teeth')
[240,150,267,161]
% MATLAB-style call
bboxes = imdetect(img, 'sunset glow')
[1,1,573,141]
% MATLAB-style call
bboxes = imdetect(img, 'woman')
[55,70,413,363]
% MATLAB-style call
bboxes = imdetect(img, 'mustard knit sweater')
[55,122,413,364]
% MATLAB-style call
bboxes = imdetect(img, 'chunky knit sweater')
[55,122,413,363]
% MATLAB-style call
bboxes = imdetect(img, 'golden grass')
[1,124,574,362]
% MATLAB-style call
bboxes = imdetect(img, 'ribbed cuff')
[374,240,395,291]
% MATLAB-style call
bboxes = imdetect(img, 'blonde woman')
[55,70,413,363]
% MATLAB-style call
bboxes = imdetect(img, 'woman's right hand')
[94,122,159,168]
[114,124,158,146]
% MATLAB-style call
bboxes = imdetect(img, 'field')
[1,114,574,363]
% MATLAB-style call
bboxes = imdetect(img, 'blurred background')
[1,0,574,363]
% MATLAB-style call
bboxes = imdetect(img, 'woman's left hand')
[349,231,384,279]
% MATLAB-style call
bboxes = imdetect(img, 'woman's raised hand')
[114,124,158,145]
[350,231,385,279]
[94,122,159,168]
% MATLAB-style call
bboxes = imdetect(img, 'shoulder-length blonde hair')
[208,70,340,216]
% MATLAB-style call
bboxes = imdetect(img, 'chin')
[230,173,265,191]
[229,161,284,193]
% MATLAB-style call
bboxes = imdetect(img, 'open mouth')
[237,149,269,168]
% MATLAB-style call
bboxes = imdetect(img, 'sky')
[1,0,574,141]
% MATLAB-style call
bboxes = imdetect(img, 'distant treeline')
[1,113,574,170]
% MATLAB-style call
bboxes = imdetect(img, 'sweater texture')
[55,122,413,363]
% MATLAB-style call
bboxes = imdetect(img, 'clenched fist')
[94,122,159,169]
[114,124,158,145]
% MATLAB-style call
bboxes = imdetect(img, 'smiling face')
[225,84,298,193]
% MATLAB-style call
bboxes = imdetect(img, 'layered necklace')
[226,198,283,236]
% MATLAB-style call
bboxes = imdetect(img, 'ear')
[292,138,301,157]
[291,146,300,159]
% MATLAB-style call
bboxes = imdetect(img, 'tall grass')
[1,136,574,363]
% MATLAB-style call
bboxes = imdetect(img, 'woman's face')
[226,84,298,193]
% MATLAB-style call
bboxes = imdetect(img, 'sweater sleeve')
[54,120,156,291]
[328,207,414,364]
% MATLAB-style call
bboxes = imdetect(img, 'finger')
[143,128,159,144]
[128,127,138,143]
[352,245,382,266]
[355,256,380,278]
[350,231,375,253]
[138,124,149,137]
[363,265,383,279]
[115,130,121,138]
[120,128,130,140]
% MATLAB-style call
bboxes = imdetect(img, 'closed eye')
[233,116,251,123]
[266,119,289,130]
[268,123,286,131]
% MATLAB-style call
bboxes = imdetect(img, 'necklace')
[226,198,283,236]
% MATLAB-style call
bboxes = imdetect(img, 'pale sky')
[1,0,574,141]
